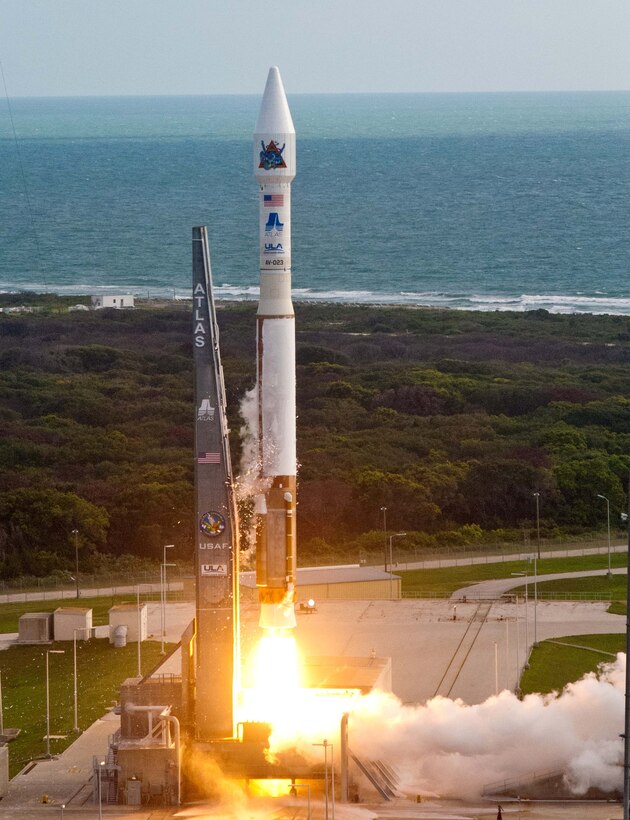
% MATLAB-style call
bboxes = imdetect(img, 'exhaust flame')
[237,631,360,759]
[237,644,626,800]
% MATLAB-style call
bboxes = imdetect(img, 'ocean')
[0,91,629,314]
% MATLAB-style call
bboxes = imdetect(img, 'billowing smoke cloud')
[236,385,272,562]
[346,653,625,799]
[266,654,625,801]
[237,385,260,499]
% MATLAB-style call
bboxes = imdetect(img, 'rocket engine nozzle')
[259,599,297,630]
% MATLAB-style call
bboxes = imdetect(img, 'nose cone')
[254,66,295,135]
[254,67,296,181]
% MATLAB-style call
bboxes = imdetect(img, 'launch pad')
[112,637,390,805]
[106,69,388,807]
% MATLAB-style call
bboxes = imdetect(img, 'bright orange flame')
[237,631,360,758]
[247,779,292,798]
[253,631,301,691]
[238,631,301,737]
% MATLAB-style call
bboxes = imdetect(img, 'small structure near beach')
[91,294,135,309]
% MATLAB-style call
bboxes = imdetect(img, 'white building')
[53,606,93,640]
[91,294,135,309]
[109,603,148,642]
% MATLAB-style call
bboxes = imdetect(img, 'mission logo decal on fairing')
[259,140,287,170]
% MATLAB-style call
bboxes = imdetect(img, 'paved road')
[452,567,627,601]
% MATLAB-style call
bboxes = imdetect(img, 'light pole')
[98,759,105,820]
[511,571,528,667]
[72,630,80,733]
[314,739,334,820]
[288,782,311,819]
[532,492,541,559]
[505,618,509,692]
[161,544,175,654]
[45,649,65,758]
[388,532,406,570]
[72,529,79,599]
[137,585,142,677]
[380,506,387,571]
[597,493,612,576]
[388,533,406,598]
[530,555,538,646]
[514,595,521,696]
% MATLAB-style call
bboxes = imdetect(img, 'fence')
[0,571,191,606]
[0,536,625,604]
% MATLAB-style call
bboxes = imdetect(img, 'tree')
[452,459,551,529]
[0,488,108,576]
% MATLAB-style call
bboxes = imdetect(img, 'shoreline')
[1,289,630,317]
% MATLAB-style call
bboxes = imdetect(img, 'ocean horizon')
[1,90,628,315]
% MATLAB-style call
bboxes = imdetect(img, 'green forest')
[0,295,628,578]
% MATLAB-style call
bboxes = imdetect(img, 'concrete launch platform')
[0,595,623,817]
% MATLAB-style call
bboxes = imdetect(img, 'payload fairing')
[253,67,297,630]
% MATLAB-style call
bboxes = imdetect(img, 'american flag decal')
[198,452,221,464]
[264,194,284,207]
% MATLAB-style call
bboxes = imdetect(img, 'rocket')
[254,67,297,631]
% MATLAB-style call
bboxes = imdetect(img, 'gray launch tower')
[192,226,240,740]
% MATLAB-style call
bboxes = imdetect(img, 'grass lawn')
[520,634,624,696]
[512,573,626,600]
[399,552,627,596]
[0,639,171,777]
[0,593,162,635]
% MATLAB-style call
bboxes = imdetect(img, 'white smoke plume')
[267,654,625,801]
[347,653,625,799]
[237,385,260,500]
[236,385,271,563]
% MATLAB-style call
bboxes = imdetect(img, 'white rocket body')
[254,67,297,630]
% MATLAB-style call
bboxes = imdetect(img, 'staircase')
[349,749,400,800]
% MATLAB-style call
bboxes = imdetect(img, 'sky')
[1,0,629,97]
